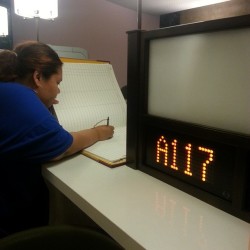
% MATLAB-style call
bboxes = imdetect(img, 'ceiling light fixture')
[190,0,230,9]
[14,0,58,41]
[0,6,8,36]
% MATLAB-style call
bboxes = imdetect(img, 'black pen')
[107,116,109,126]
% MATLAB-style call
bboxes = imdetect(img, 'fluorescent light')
[189,0,230,9]
[0,6,8,36]
[14,0,58,20]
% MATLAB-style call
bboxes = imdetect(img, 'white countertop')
[43,154,250,250]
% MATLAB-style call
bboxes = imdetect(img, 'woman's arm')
[52,125,114,161]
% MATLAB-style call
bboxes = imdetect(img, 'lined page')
[55,63,126,131]
[83,126,126,162]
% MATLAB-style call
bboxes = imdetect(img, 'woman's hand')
[93,125,114,141]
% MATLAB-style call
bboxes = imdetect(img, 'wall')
[10,0,159,87]
[180,0,250,23]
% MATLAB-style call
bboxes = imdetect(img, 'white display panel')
[148,28,250,135]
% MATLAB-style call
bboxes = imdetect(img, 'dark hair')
[14,41,63,81]
[0,50,18,82]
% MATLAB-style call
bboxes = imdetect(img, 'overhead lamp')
[14,0,58,41]
[14,0,58,20]
[0,6,8,36]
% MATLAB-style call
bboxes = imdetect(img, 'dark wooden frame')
[126,15,250,222]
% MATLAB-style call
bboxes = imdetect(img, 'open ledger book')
[54,62,127,167]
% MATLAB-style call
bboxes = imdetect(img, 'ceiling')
[106,0,231,15]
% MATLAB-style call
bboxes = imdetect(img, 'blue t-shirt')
[0,83,73,236]
[0,83,73,163]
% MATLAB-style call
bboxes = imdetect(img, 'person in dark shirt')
[0,42,114,237]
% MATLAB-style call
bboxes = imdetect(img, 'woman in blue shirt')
[0,42,114,237]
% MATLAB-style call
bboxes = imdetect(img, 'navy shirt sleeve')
[16,116,73,163]
[0,83,73,164]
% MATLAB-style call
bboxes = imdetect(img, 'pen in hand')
[93,117,110,127]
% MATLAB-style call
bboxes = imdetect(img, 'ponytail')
[0,50,18,82]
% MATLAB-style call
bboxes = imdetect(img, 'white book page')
[54,62,127,163]
[83,126,126,162]
[55,63,126,131]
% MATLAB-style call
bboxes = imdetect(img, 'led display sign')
[145,126,235,201]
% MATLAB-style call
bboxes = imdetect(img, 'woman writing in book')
[0,42,114,238]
